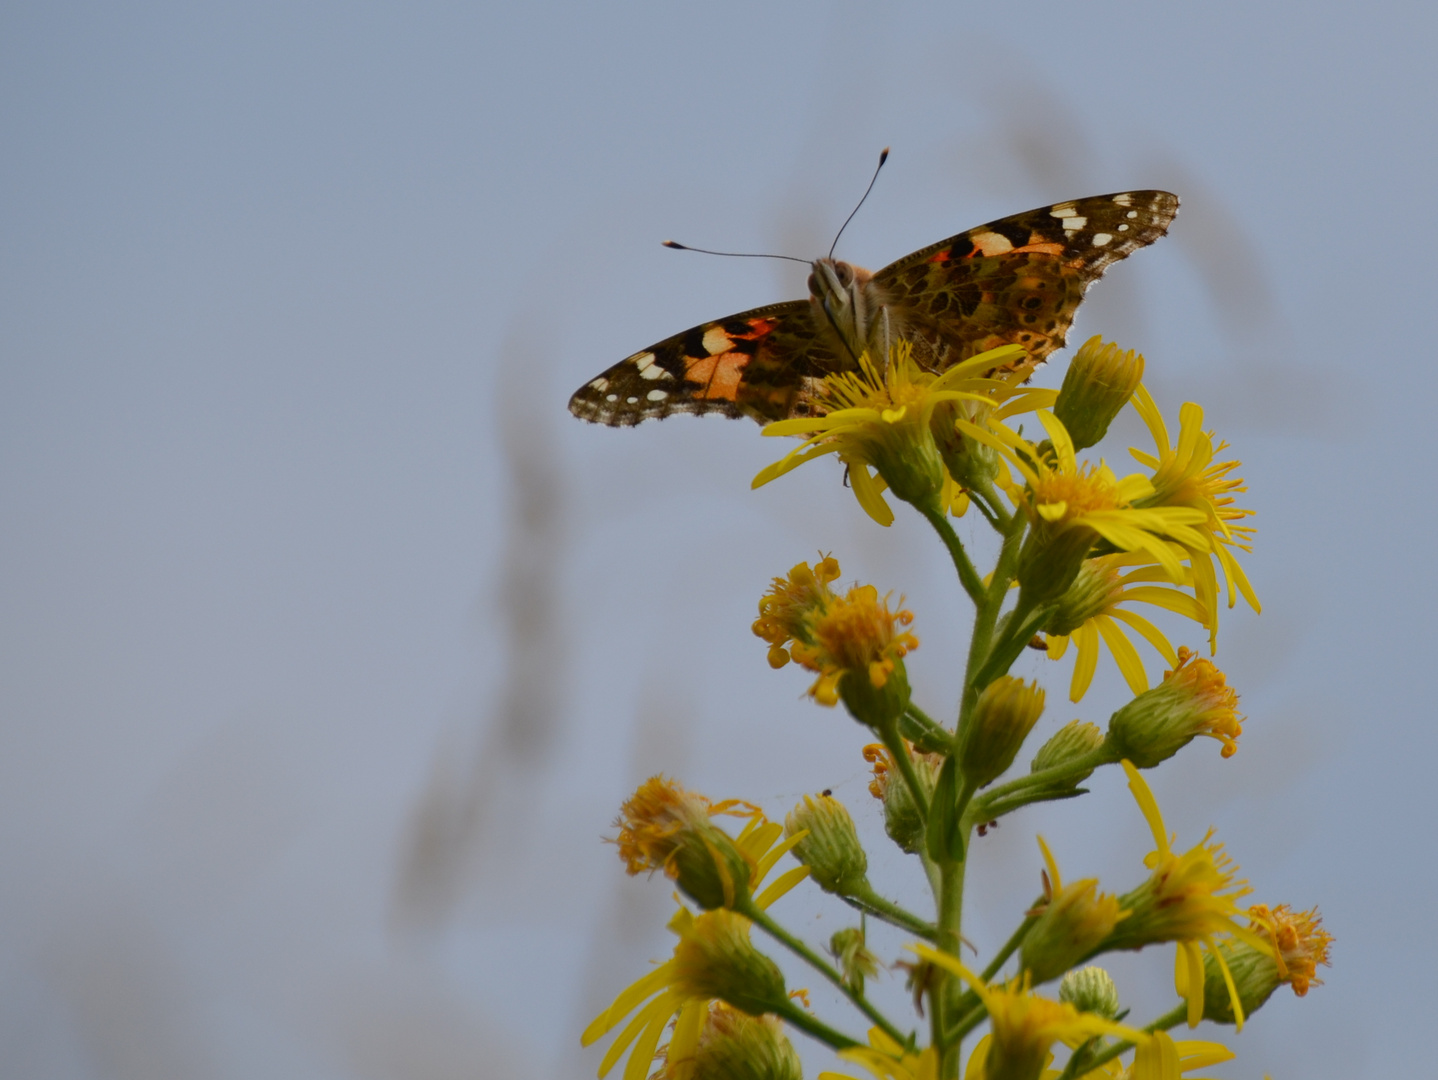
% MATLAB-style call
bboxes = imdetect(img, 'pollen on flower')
[752,557,842,669]
[614,776,757,877]
[805,584,918,704]
[1165,647,1243,757]
[1033,463,1125,522]
[1249,903,1333,996]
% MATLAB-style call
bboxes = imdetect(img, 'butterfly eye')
[807,271,820,295]
[835,263,854,288]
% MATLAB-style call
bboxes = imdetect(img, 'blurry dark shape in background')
[391,331,570,931]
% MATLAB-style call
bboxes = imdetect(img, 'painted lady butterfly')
[569,191,1178,427]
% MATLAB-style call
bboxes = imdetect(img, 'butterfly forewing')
[873,191,1179,379]
[569,190,1178,426]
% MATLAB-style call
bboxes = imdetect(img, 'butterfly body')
[569,191,1178,427]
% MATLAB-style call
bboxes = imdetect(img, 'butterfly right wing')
[569,300,840,426]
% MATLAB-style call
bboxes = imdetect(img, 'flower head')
[1052,336,1145,452]
[655,1003,802,1080]
[1129,384,1260,648]
[1106,648,1244,765]
[911,948,1148,1080]
[614,777,809,911]
[754,559,918,721]
[958,410,1208,600]
[753,342,1030,524]
[865,741,944,854]
[1021,838,1128,985]
[784,793,871,897]
[1196,904,1333,1024]
[1103,763,1275,1030]
[1043,553,1209,703]
[959,677,1046,788]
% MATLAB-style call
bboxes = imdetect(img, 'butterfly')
[568,190,1178,427]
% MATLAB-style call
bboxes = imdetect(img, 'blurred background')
[2,3,1432,1077]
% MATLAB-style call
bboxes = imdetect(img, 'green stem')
[959,512,1027,727]
[933,857,967,1078]
[745,904,908,1048]
[1053,1003,1189,1080]
[844,888,938,940]
[971,479,1012,531]
[968,746,1118,823]
[768,996,863,1052]
[901,702,952,752]
[921,506,986,605]
[945,906,1041,1037]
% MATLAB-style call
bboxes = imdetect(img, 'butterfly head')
[807,258,888,366]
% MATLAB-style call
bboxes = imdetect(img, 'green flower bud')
[959,677,1046,789]
[1052,336,1144,452]
[1058,966,1121,1020]
[672,909,789,1017]
[784,794,870,897]
[1030,720,1106,786]
[1106,648,1243,767]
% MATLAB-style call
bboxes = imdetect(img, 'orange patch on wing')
[1010,242,1066,256]
[685,351,750,401]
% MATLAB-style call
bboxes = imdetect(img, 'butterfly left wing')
[874,190,1179,378]
[569,300,841,426]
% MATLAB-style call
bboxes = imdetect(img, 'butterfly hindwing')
[568,300,840,427]
[875,191,1179,378]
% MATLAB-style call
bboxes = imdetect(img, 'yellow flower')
[1195,903,1333,1024]
[1106,649,1244,765]
[654,1002,802,1080]
[753,556,843,669]
[753,559,918,718]
[817,1027,940,1080]
[1103,763,1274,1030]
[958,410,1209,598]
[1021,837,1128,985]
[1128,385,1259,648]
[911,948,1149,1080]
[614,776,810,911]
[583,816,810,1080]
[1043,553,1209,703]
[753,342,1030,525]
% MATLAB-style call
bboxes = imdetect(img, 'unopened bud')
[1030,720,1106,784]
[1106,648,1243,767]
[784,794,870,897]
[1052,336,1144,451]
[930,398,1000,490]
[1044,559,1124,637]
[830,926,881,996]
[959,677,1046,788]
[1058,966,1121,1020]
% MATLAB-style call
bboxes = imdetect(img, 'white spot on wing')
[1066,216,1087,230]
[589,377,610,392]
[606,394,618,402]
[1113,193,1134,206]
[1126,210,1139,219]
[702,326,732,355]
[1117,223,1130,232]
[1092,233,1113,246]
[1050,205,1078,218]
[640,364,668,380]
[626,396,639,404]
[646,389,668,401]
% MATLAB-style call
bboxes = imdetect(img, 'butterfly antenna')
[828,147,889,260]
[661,240,808,265]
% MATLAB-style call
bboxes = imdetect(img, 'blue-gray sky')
[2,4,1433,1077]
